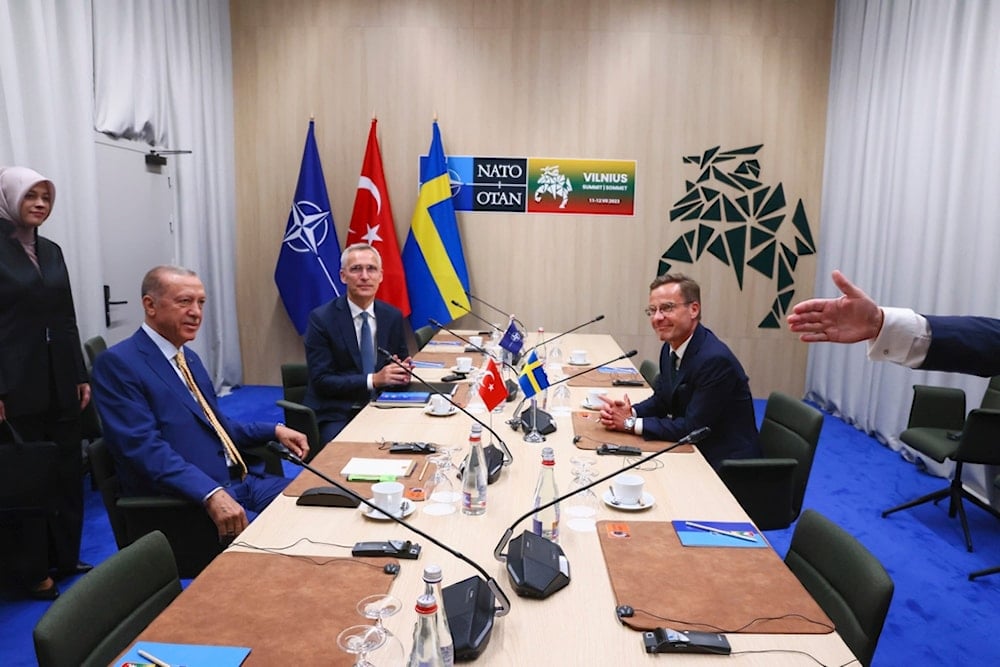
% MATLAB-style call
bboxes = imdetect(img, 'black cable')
[229,536,390,572]
[625,607,834,634]
[730,649,859,667]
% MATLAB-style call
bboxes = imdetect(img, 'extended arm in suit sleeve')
[92,351,221,502]
[920,315,1000,377]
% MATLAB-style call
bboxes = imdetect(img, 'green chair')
[80,335,108,441]
[88,438,223,578]
[33,530,182,667]
[414,324,436,350]
[718,392,823,530]
[883,385,1000,551]
[969,474,1000,580]
[785,509,894,667]
[639,358,659,387]
[276,362,323,460]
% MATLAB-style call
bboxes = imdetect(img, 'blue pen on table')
[684,521,758,542]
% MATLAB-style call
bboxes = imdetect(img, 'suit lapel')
[134,330,212,427]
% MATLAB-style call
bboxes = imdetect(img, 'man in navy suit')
[599,273,761,469]
[303,243,412,444]
[92,266,308,539]
[788,269,1000,375]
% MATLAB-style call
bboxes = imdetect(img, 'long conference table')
[124,332,857,666]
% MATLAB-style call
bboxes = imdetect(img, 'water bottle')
[407,593,445,667]
[461,424,487,515]
[536,326,548,362]
[422,565,454,667]
[532,446,560,542]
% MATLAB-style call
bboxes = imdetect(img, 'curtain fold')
[811,0,1000,492]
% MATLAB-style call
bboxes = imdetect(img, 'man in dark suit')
[599,273,761,469]
[91,266,308,539]
[303,243,412,444]
[788,269,1000,375]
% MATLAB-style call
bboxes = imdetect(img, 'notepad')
[672,520,767,548]
[121,641,251,666]
[340,457,415,478]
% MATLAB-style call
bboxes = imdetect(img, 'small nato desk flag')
[518,350,550,399]
[402,121,470,330]
[275,120,346,334]
[499,318,524,356]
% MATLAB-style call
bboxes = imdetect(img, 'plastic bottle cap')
[415,593,438,614]
[541,446,555,464]
[423,564,443,584]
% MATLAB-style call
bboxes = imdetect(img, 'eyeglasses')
[345,264,381,275]
[644,302,691,317]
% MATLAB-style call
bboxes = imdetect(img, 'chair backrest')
[956,409,1000,466]
[83,335,108,368]
[414,325,436,350]
[784,510,893,667]
[980,376,1000,411]
[33,530,182,667]
[758,392,823,516]
[639,359,660,387]
[87,438,129,548]
[281,362,309,404]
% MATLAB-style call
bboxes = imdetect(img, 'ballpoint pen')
[137,649,171,667]
[684,521,758,543]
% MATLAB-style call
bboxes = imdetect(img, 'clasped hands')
[598,393,632,432]
[374,355,414,387]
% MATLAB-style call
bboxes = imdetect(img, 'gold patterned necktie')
[175,348,247,479]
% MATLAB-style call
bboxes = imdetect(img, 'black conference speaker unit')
[443,575,496,661]
[504,530,570,599]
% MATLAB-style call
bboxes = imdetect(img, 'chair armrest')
[276,399,322,459]
[907,384,966,430]
[117,496,197,510]
[719,457,798,472]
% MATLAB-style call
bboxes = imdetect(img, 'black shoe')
[53,561,94,579]
[28,579,60,601]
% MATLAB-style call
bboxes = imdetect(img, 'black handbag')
[0,420,58,512]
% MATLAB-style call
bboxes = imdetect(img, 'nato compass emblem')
[661,145,817,328]
[282,199,341,293]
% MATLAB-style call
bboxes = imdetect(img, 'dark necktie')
[668,350,680,387]
[359,312,375,376]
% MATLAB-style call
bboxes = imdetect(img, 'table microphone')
[428,318,519,402]
[519,314,605,359]
[464,291,525,330]
[379,347,514,480]
[266,442,511,660]
[509,349,638,437]
[492,426,711,599]
[449,299,505,334]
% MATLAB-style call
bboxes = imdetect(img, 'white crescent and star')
[349,177,385,246]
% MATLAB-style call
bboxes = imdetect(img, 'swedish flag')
[402,121,470,328]
[518,351,550,399]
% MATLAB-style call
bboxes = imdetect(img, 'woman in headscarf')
[0,166,91,600]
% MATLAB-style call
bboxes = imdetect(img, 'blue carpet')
[2,390,999,666]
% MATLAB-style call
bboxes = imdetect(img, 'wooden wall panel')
[231,0,834,397]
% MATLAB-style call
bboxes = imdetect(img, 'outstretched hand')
[787,270,884,343]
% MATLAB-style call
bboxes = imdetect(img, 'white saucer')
[450,366,474,374]
[424,405,458,417]
[581,400,603,411]
[362,498,416,520]
[567,360,590,366]
[602,490,655,511]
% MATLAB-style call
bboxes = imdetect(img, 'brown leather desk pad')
[571,411,693,453]
[283,441,434,498]
[128,551,396,666]
[596,520,833,634]
[565,365,646,387]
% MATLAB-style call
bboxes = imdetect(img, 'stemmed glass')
[356,594,405,665]
[565,456,600,531]
[337,624,387,667]
[424,448,462,515]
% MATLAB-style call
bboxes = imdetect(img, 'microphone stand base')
[523,429,546,443]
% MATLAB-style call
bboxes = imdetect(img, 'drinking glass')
[424,449,461,515]
[356,594,405,665]
[337,624,386,667]
[565,456,600,531]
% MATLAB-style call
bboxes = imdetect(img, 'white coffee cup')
[570,349,588,364]
[611,474,644,505]
[429,394,451,414]
[468,335,484,349]
[587,389,608,408]
[455,356,473,372]
[371,481,405,516]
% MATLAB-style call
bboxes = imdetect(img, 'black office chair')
[80,335,108,442]
[33,530,182,667]
[276,362,323,460]
[639,358,659,387]
[883,407,1000,551]
[414,324,436,350]
[969,474,1000,580]
[87,438,223,578]
[785,509,894,667]
[718,392,823,530]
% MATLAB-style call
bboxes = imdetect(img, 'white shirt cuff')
[866,307,931,368]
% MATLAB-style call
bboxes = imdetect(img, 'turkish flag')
[479,358,509,411]
[347,119,411,316]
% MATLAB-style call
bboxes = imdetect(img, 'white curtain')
[810,0,1000,491]
[92,0,240,386]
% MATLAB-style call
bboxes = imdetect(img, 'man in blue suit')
[303,243,412,444]
[788,269,1000,375]
[92,266,309,539]
[599,273,761,469]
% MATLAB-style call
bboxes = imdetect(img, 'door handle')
[104,285,128,327]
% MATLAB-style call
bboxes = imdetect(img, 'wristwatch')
[623,416,636,433]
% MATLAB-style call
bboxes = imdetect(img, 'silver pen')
[684,520,758,542]
[137,649,172,667]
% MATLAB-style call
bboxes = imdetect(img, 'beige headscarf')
[0,166,56,225]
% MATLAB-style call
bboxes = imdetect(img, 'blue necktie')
[360,312,375,376]
[668,351,679,388]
